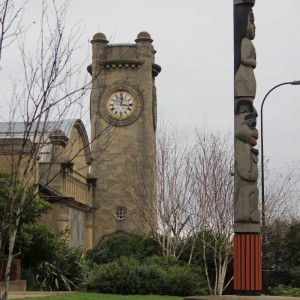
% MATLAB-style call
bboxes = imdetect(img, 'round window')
[115,206,127,220]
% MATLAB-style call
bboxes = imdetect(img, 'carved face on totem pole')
[246,12,255,40]
[234,100,260,227]
[235,100,258,146]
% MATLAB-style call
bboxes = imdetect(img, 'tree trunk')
[202,233,213,295]
[1,224,18,300]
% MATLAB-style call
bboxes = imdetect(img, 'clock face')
[106,91,136,120]
[100,85,143,126]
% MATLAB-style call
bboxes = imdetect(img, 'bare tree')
[261,162,300,270]
[263,162,300,228]
[122,122,200,259]
[0,0,27,64]
[123,122,234,294]
[192,129,300,295]
[0,0,98,298]
[193,127,234,295]
[155,124,197,258]
[122,120,300,295]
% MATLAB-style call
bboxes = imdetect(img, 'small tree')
[122,120,300,295]
[262,163,300,270]
[17,222,87,291]
[0,1,95,298]
[122,122,235,295]
[192,128,234,295]
[0,0,27,64]
[263,219,300,289]
[0,170,50,256]
[122,122,199,259]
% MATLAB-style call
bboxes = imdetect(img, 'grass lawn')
[20,292,184,300]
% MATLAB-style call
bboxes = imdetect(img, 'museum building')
[0,31,161,251]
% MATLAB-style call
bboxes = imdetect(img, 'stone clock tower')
[88,31,161,245]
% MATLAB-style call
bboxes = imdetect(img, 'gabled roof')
[0,119,93,165]
[0,119,76,139]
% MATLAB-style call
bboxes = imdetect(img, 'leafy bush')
[18,222,65,269]
[268,284,300,297]
[25,245,87,291]
[0,170,87,291]
[166,265,207,296]
[88,257,136,294]
[0,170,50,257]
[145,255,183,268]
[88,256,208,296]
[291,269,300,288]
[20,223,87,291]
[135,262,167,295]
[263,269,291,291]
[86,232,161,265]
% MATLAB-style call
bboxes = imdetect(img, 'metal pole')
[260,81,300,231]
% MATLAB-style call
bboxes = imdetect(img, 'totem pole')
[233,0,262,295]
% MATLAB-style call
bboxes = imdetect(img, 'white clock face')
[106,91,136,120]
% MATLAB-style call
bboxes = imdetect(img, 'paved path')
[185,296,300,300]
[8,291,74,299]
[7,292,300,300]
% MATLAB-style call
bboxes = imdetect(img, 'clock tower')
[88,31,161,244]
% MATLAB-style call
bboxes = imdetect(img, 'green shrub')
[166,265,207,296]
[290,269,300,288]
[268,284,300,297]
[32,245,87,291]
[86,232,160,265]
[88,256,208,296]
[88,257,139,294]
[145,255,183,268]
[20,224,88,291]
[135,263,167,295]
[18,222,66,269]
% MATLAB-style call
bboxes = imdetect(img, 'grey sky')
[1,0,300,177]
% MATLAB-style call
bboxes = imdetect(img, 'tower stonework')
[88,32,161,245]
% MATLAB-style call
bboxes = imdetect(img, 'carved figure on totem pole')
[234,101,260,226]
[234,1,260,232]
[235,10,256,98]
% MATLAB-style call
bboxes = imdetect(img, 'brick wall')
[0,259,21,281]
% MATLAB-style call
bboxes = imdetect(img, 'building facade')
[0,119,95,250]
[0,31,160,250]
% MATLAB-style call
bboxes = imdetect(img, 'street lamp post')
[260,80,300,230]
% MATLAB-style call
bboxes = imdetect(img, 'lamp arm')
[260,81,297,230]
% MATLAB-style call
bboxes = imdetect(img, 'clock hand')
[120,93,123,106]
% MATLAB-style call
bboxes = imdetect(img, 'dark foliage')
[0,170,51,257]
[268,284,300,297]
[19,224,87,291]
[88,256,208,296]
[263,220,300,291]
[86,232,161,265]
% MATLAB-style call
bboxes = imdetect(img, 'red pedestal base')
[234,233,262,294]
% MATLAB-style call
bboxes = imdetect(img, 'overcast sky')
[1,0,300,179]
